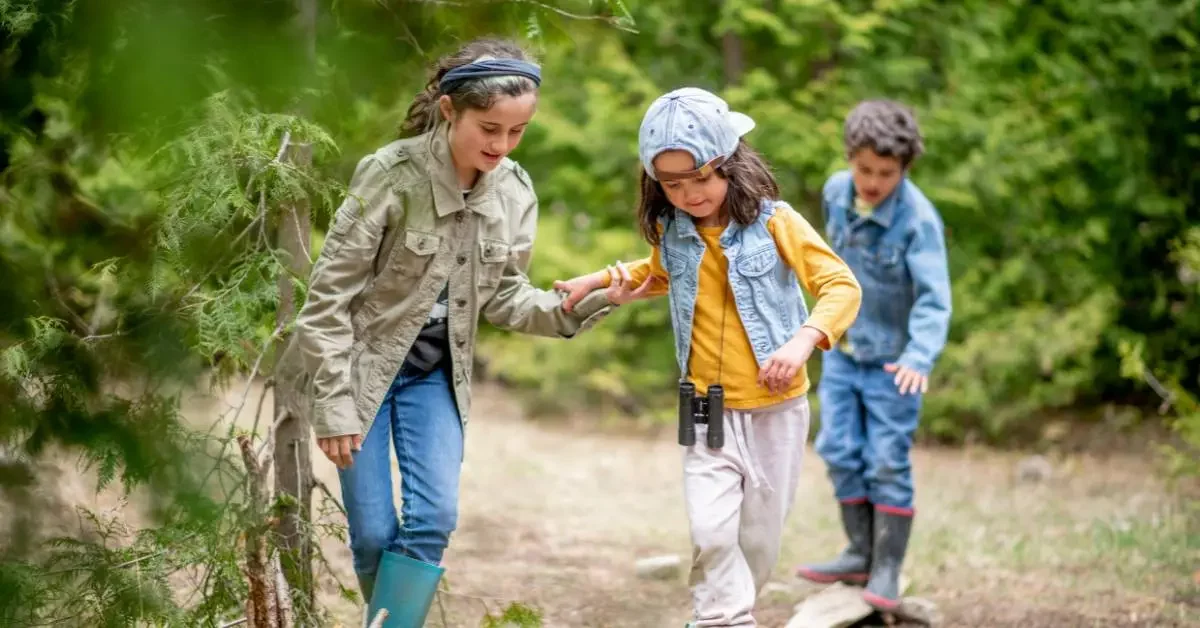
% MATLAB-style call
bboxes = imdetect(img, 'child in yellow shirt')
[558,87,861,627]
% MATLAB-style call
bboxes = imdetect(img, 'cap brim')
[729,111,756,136]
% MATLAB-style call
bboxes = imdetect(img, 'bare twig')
[197,320,285,493]
[289,198,312,263]
[373,0,426,55]
[410,0,637,32]
[1142,368,1176,413]
[275,131,292,162]
[313,478,347,517]
[45,533,198,576]
[252,378,278,459]
[293,441,302,507]
[232,322,284,427]
[219,618,248,628]
[511,0,635,29]
[44,268,90,334]
[258,411,290,474]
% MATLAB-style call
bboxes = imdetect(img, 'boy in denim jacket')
[795,100,952,611]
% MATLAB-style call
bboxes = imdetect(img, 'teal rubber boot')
[357,573,376,606]
[366,551,444,627]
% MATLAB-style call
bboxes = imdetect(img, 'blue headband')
[438,59,542,94]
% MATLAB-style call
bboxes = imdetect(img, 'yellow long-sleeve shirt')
[605,205,861,409]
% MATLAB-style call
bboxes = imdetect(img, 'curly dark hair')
[636,140,780,246]
[843,99,925,167]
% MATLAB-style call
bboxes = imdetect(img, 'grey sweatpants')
[684,397,811,627]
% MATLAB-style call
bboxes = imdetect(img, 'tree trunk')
[273,139,314,611]
[239,436,281,628]
[271,0,319,612]
[722,30,744,87]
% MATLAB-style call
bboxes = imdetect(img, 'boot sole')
[862,590,900,611]
[794,567,869,584]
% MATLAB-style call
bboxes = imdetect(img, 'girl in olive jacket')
[280,38,613,624]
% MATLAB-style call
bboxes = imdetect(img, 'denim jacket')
[822,170,951,374]
[659,199,810,375]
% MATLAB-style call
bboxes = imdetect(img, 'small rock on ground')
[1016,455,1054,483]
[787,577,938,628]
[787,582,873,628]
[635,554,682,580]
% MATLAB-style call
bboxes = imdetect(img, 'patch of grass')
[1087,502,1199,585]
[480,602,544,628]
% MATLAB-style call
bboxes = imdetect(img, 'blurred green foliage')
[485,0,1200,445]
[2,0,1196,445]
[2,0,1197,622]
[3,0,1197,440]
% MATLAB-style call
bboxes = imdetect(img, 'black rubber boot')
[862,507,914,611]
[795,500,873,584]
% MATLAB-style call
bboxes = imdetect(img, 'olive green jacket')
[279,123,613,438]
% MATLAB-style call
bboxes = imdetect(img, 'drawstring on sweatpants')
[729,409,772,493]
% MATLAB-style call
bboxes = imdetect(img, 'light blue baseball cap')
[638,87,756,181]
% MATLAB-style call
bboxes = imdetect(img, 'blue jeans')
[815,350,921,510]
[338,362,463,580]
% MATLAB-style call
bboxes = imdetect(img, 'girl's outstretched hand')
[603,260,664,306]
[554,261,665,312]
[554,271,606,313]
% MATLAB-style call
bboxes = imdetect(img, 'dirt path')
[19,380,1198,627]
[308,383,1198,628]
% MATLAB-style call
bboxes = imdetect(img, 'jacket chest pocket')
[477,238,510,288]
[735,246,778,278]
[831,228,848,251]
[662,246,692,282]
[392,229,440,277]
[865,244,906,283]
[735,245,788,325]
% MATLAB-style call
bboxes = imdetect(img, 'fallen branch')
[368,609,390,628]
[274,553,294,627]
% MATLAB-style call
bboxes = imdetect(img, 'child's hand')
[604,260,664,306]
[758,327,826,394]
[317,434,362,470]
[884,363,928,395]
[553,271,607,313]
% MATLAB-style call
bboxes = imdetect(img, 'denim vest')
[822,170,952,373]
[659,199,810,377]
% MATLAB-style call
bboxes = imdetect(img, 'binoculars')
[678,380,724,449]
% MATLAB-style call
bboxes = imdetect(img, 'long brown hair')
[400,38,538,137]
[637,140,781,246]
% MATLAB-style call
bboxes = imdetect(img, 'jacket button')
[456,212,465,223]
[456,298,467,307]
[456,338,466,348]
[420,238,429,248]
[457,254,467,265]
